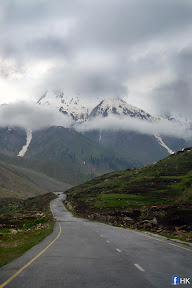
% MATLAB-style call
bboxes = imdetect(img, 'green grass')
[66,148,192,211]
[0,222,54,267]
[0,193,57,266]
[22,217,47,230]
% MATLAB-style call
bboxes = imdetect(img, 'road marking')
[100,235,103,237]
[133,231,192,253]
[0,223,62,288]
[134,264,145,272]
[106,240,110,243]
[116,248,122,253]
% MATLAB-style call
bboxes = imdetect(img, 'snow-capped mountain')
[37,91,191,155]
[37,90,92,122]
[89,96,161,122]
[0,91,191,182]
[38,91,162,123]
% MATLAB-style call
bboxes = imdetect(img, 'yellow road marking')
[133,230,192,252]
[0,223,62,288]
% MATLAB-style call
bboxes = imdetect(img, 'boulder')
[9,229,18,235]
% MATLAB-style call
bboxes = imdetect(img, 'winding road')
[0,193,191,288]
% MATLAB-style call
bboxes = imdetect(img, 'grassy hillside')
[65,147,192,241]
[0,162,47,200]
[3,164,72,192]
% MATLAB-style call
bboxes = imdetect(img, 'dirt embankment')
[65,200,192,242]
[0,193,56,230]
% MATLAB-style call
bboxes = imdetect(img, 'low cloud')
[75,115,192,139]
[0,102,191,140]
[0,101,73,131]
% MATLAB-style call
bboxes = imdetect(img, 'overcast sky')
[0,0,192,118]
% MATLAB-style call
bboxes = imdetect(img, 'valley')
[0,92,191,272]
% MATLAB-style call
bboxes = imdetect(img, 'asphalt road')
[0,193,191,288]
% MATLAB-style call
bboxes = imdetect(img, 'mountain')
[85,129,172,165]
[65,147,192,241]
[37,91,191,159]
[0,127,26,156]
[24,126,140,184]
[37,90,92,122]
[89,96,160,121]
[37,91,179,162]
[0,152,79,186]
[86,97,192,163]
[0,126,140,185]
[82,97,189,164]
[0,161,47,199]
[0,91,191,186]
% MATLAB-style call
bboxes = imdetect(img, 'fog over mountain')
[0,0,192,119]
[75,115,192,139]
[0,98,191,140]
[0,102,73,130]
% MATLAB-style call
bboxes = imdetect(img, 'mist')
[0,101,191,140]
[75,115,192,139]
[0,102,73,131]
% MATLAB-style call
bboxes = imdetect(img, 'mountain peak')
[37,90,92,122]
[89,96,159,122]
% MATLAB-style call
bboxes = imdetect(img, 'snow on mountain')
[37,90,92,122]
[162,113,192,129]
[154,134,174,154]
[17,130,32,157]
[89,97,161,122]
[38,93,163,124]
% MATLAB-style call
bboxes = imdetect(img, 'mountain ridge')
[0,91,191,185]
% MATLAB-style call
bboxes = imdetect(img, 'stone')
[151,217,158,225]
[9,229,18,235]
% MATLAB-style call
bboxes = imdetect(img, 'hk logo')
[172,276,190,285]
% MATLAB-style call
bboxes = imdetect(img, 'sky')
[0,0,192,119]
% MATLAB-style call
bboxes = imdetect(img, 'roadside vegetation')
[0,193,56,267]
[65,148,192,242]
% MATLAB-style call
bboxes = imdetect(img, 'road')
[0,193,191,288]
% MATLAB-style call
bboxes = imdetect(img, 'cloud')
[0,102,73,130]
[40,58,128,101]
[0,0,192,120]
[0,101,191,140]
[146,47,192,118]
[75,115,192,139]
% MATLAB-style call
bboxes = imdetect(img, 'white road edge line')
[100,235,103,237]
[106,240,110,243]
[116,248,122,253]
[134,264,145,272]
